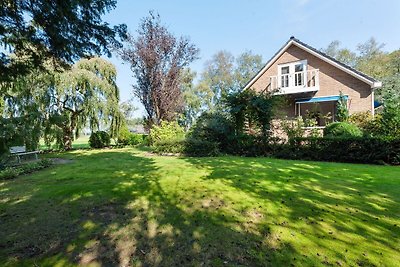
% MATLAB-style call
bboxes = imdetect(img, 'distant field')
[39,135,91,150]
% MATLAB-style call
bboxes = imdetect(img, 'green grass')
[0,148,399,266]
[39,136,91,150]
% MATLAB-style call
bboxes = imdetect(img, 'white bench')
[9,146,39,163]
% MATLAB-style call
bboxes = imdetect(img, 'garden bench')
[9,146,39,163]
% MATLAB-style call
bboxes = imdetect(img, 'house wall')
[250,44,373,117]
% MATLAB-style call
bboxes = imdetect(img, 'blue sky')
[104,0,400,117]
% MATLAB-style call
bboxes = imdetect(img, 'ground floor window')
[295,100,338,126]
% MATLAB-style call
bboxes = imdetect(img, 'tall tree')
[197,50,263,110]
[200,51,235,108]
[322,41,357,67]
[0,0,126,82]
[234,51,264,89]
[51,57,120,149]
[119,12,199,126]
[180,68,202,129]
[356,38,387,79]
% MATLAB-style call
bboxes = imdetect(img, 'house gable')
[244,37,382,91]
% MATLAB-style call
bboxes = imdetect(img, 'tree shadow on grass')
[182,156,400,266]
[0,149,306,266]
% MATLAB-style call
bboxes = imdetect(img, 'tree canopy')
[119,12,199,126]
[0,0,126,82]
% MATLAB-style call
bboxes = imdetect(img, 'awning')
[374,100,382,108]
[295,95,348,104]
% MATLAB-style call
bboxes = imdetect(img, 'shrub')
[118,127,148,146]
[0,159,53,180]
[149,121,185,145]
[184,138,220,157]
[324,122,363,137]
[336,92,349,122]
[152,139,185,154]
[117,125,131,145]
[348,111,374,130]
[89,131,111,148]
[188,112,235,152]
[151,138,220,156]
[281,116,305,140]
[273,136,400,165]
[0,167,19,180]
[380,100,400,138]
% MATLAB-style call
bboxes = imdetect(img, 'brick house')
[244,37,382,126]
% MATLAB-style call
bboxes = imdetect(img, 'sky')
[104,0,400,117]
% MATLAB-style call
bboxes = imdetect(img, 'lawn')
[0,148,399,266]
[39,136,91,150]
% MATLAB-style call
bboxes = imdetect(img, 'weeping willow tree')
[0,68,53,154]
[49,57,121,150]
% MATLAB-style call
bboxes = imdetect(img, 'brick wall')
[250,44,373,116]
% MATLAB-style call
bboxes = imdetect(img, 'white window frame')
[278,60,307,88]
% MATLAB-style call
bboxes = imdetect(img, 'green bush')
[273,136,400,165]
[0,159,53,180]
[188,112,235,152]
[89,131,111,148]
[152,139,185,154]
[152,138,220,156]
[324,122,363,137]
[118,127,148,146]
[184,138,220,157]
[149,121,185,145]
[0,167,19,180]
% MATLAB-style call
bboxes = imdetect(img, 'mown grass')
[39,136,91,150]
[0,148,399,266]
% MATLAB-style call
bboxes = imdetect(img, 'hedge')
[152,138,220,157]
[273,137,400,165]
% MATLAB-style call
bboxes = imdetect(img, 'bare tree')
[119,12,199,126]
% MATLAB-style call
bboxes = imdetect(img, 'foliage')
[197,50,263,110]
[151,139,186,154]
[149,121,185,145]
[151,138,220,156]
[281,117,305,140]
[0,0,126,82]
[188,112,235,152]
[348,111,374,131]
[0,159,52,180]
[89,131,111,149]
[117,126,147,146]
[335,92,349,122]
[324,122,363,137]
[274,136,400,165]
[225,89,276,137]
[184,138,220,156]
[119,12,199,126]
[322,40,357,67]
[380,98,400,138]
[51,57,121,149]
[180,68,203,129]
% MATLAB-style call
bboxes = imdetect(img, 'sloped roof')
[244,37,382,90]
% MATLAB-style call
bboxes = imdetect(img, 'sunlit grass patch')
[0,148,399,266]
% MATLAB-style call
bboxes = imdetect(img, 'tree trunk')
[62,112,78,150]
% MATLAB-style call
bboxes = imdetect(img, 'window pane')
[295,64,303,72]
[281,66,289,74]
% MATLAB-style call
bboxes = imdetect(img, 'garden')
[1,2,400,266]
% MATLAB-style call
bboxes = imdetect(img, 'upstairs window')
[278,60,307,88]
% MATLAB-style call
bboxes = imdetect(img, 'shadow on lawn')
[0,150,303,266]
[183,156,400,266]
